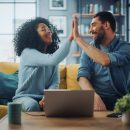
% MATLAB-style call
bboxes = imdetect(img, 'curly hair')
[14,17,60,56]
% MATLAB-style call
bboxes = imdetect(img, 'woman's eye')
[41,29,46,31]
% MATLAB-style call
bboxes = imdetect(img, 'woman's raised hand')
[73,16,80,41]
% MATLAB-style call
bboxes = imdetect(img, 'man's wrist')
[74,36,80,42]
[42,96,44,100]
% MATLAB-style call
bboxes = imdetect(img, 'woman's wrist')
[68,35,73,42]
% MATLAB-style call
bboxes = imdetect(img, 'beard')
[94,27,105,45]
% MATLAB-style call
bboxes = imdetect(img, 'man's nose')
[89,27,92,33]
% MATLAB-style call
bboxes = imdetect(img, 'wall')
[38,0,78,64]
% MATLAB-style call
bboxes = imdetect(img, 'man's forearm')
[75,37,110,66]
[78,77,94,90]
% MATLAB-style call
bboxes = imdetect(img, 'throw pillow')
[0,70,18,105]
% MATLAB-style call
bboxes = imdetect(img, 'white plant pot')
[121,112,130,125]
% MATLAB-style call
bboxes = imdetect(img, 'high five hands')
[69,15,80,41]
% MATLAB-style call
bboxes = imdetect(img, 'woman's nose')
[47,30,52,36]
[46,28,52,33]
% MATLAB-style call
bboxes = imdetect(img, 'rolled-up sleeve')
[77,51,93,80]
[108,42,130,66]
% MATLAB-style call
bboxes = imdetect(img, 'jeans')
[101,96,121,111]
[13,97,41,112]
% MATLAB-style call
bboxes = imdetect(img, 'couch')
[0,62,80,119]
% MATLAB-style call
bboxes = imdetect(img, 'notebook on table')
[44,89,94,117]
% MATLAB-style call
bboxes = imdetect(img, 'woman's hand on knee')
[39,99,45,109]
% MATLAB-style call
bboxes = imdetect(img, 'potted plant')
[114,94,130,125]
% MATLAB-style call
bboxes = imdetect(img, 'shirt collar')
[108,36,119,51]
[94,36,119,51]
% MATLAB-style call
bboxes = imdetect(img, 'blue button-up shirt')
[78,37,130,97]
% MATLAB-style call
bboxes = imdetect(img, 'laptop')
[44,89,94,117]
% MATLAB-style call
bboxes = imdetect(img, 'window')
[0,0,37,62]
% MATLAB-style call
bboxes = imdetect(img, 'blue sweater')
[13,40,71,100]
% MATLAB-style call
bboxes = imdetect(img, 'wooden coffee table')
[0,112,130,130]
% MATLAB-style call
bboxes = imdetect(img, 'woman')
[13,17,73,111]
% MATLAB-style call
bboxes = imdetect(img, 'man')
[73,11,130,111]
